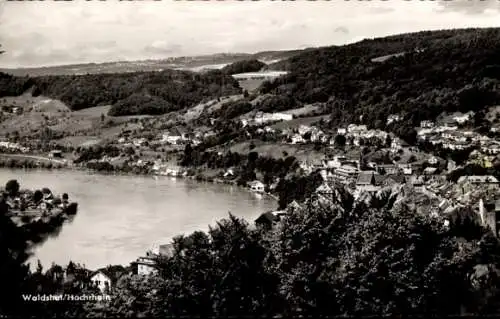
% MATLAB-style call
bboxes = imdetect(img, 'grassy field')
[226,140,326,163]
[237,79,266,92]
[182,94,245,121]
[0,94,152,147]
[205,94,244,114]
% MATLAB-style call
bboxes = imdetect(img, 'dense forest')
[260,28,500,142]
[221,59,266,75]
[0,69,241,115]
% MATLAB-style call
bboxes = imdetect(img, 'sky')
[1,0,500,68]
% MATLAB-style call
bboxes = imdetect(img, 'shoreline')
[0,158,279,201]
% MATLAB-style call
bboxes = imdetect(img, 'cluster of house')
[418,119,500,154]
[117,127,215,148]
[423,174,500,234]
[277,124,392,149]
[3,188,70,213]
[315,164,424,198]
[241,111,294,127]
[0,141,30,153]
[151,160,186,177]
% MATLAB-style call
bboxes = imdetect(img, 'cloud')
[334,27,349,35]
[436,0,500,15]
[1,1,500,67]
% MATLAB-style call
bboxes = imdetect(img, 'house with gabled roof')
[355,171,382,193]
[131,254,159,276]
[90,268,123,293]
[356,171,377,186]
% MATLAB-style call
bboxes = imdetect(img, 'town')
[3,18,500,316]
[4,103,497,295]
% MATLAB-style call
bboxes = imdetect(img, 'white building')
[420,120,435,128]
[298,125,312,135]
[90,270,113,293]
[162,134,183,145]
[254,112,293,124]
[453,112,474,124]
[347,124,368,133]
[387,114,401,125]
[428,156,439,165]
[326,155,347,169]
[290,134,305,144]
[133,256,158,276]
[248,180,265,193]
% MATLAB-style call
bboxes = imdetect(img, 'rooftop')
[356,171,376,185]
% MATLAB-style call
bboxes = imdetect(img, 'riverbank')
[0,155,67,169]
[0,156,279,201]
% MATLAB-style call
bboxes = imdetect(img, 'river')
[0,169,277,270]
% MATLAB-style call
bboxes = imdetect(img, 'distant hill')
[259,27,500,142]
[0,69,241,115]
[3,27,500,125]
[0,50,301,77]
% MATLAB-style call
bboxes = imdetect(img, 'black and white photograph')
[1,0,500,317]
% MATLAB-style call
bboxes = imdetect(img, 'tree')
[33,190,43,203]
[303,132,312,141]
[334,134,346,147]
[273,189,499,317]
[5,179,20,197]
[181,143,194,166]
[385,134,393,148]
[248,151,259,164]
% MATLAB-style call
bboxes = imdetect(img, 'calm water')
[0,169,277,270]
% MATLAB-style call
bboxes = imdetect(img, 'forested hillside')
[3,28,500,124]
[0,69,241,115]
[261,27,500,142]
[221,59,266,75]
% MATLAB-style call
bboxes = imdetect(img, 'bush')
[5,180,20,196]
